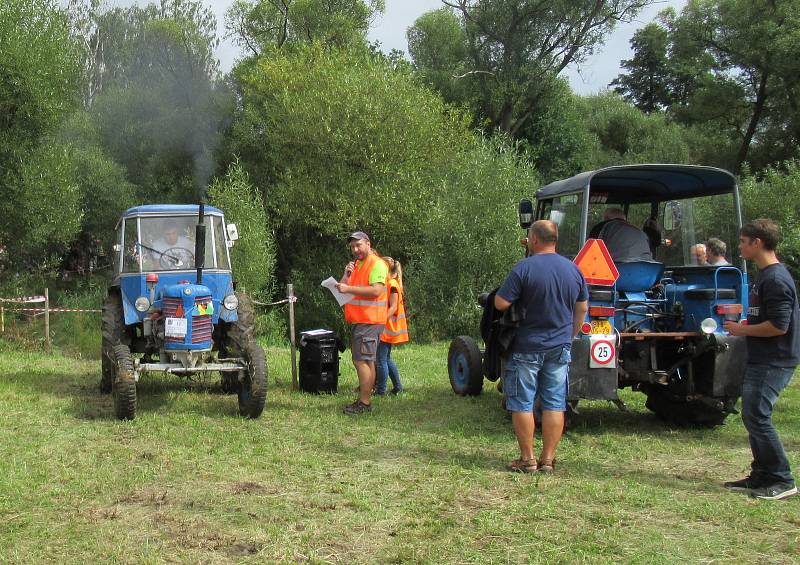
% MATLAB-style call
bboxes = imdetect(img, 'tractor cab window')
[121,216,217,272]
[540,194,583,259]
[213,216,231,271]
[122,219,139,272]
[656,194,738,267]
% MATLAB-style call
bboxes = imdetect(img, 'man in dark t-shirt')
[495,220,588,474]
[723,219,798,500]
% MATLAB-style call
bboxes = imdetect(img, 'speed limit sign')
[589,335,616,368]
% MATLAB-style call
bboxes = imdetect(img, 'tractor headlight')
[134,296,151,312]
[223,294,239,311]
[700,317,718,335]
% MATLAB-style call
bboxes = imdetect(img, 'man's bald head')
[529,220,558,245]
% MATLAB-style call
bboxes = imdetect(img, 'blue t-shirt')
[497,253,588,353]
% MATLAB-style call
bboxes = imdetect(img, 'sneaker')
[389,388,404,396]
[750,482,798,500]
[723,476,762,493]
[373,390,387,397]
[343,400,373,415]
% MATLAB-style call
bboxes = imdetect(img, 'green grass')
[0,343,798,564]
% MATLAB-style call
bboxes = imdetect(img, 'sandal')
[537,458,556,473]
[506,458,538,474]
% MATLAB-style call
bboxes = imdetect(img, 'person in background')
[374,257,408,396]
[723,219,798,500]
[494,220,588,474]
[690,243,707,265]
[706,238,729,265]
[336,231,388,415]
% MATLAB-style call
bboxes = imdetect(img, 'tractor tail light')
[589,306,615,318]
[715,304,743,315]
[580,322,592,335]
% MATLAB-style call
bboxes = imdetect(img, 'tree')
[609,22,672,112]
[0,0,85,270]
[408,0,654,136]
[666,0,800,172]
[227,45,537,337]
[225,0,383,55]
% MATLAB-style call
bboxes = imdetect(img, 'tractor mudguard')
[567,338,619,401]
[710,334,747,398]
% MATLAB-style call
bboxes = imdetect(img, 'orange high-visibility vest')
[344,253,388,325]
[381,278,409,344]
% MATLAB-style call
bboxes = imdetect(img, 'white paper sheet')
[321,276,352,307]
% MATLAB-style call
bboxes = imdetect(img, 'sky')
[97,0,687,94]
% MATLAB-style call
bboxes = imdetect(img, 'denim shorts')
[503,345,571,412]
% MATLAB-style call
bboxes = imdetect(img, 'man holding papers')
[335,231,388,415]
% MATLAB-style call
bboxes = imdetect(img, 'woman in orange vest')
[375,257,408,395]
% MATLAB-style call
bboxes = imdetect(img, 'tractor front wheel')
[448,336,484,396]
[112,344,136,420]
[238,342,267,418]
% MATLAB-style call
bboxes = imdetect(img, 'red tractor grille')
[162,296,213,344]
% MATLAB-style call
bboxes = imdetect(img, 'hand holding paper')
[321,276,352,307]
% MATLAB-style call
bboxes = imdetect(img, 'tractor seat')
[615,260,665,293]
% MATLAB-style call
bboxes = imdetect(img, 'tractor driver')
[147,220,195,270]
[591,207,653,262]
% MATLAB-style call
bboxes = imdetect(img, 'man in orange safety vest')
[336,231,388,415]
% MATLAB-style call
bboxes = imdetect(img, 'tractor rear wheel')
[100,292,127,394]
[238,342,267,418]
[448,336,483,396]
[112,344,136,420]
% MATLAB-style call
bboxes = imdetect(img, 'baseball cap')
[347,231,370,242]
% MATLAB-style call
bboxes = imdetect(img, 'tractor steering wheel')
[158,247,194,269]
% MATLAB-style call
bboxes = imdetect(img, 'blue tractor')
[101,204,266,420]
[448,165,748,426]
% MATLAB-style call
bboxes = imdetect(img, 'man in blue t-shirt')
[495,220,588,473]
[723,219,799,500]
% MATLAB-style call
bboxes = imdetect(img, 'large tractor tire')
[112,344,137,420]
[238,342,267,419]
[644,387,733,427]
[101,292,127,394]
[224,292,257,353]
[448,336,484,396]
[220,292,258,394]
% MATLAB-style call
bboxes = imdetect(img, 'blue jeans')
[741,364,795,484]
[375,341,403,394]
[503,345,571,413]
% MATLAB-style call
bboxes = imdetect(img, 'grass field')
[0,342,798,564]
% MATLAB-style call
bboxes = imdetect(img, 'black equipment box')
[299,329,340,394]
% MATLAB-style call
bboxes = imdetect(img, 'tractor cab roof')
[535,164,737,204]
[123,205,224,218]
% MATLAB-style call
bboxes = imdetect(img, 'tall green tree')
[609,22,672,113]
[408,0,654,136]
[225,0,383,55]
[0,0,85,269]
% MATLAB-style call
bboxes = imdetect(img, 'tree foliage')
[611,0,800,173]
[226,0,383,55]
[409,0,653,135]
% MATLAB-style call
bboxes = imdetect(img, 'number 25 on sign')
[589,334,616,368]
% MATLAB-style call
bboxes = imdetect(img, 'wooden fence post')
[288,283,298,390]
[44,288,50,353]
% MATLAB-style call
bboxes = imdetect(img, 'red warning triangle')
[573,239,619,286]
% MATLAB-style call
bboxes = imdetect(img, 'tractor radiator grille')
[162,296,213,344]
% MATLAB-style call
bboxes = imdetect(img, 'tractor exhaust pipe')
[195,203,206,285]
